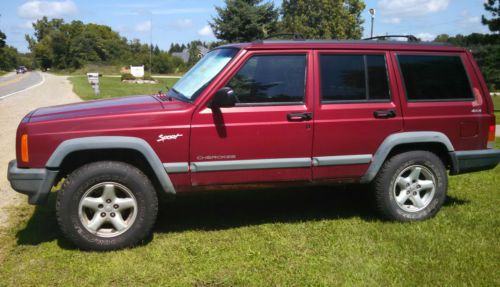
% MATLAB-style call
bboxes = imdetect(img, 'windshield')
[168,48,238,101]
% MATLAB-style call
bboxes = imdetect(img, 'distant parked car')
[16,66,27,74]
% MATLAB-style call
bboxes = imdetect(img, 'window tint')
[320,54,390,102]
[227,55,306,104]
[397,55,473,101]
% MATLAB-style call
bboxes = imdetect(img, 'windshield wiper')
[168,88,191,102]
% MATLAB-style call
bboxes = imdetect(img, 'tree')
[482,0,500,33]
[281,0,365,39]
[0,30,6,48]
[210,0,279,42]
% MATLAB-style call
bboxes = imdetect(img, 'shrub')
[121,73,135,81]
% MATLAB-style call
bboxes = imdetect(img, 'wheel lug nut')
[100,212,106,217]
[113,204,119,209]
[407,190,410,194]
[106,199,111,203]
[416,185,421,188]
[110,212,116,217]
[98,204,103,209]
[413,192,417,196]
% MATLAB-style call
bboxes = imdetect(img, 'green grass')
[69,76,179,101]
[0,70,8,76]
[0,140,499,286]
[492,95,500,124]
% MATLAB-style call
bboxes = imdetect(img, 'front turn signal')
[21,134,29,162]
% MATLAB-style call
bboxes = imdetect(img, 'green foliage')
[0,29,28,71]
[210,0,279,42]
[69,76,178,100]
[26,17,185,74]
[434,33,500,91]
[281,0,365,39]
[482,0,500,33]
[120,73,135,81]
[0,155,499,285]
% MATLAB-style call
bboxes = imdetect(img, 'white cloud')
[416,32,435,41]
[382,17,401,24]
[198,25,214,37]
[378,0,449,17]
[135,20,151,32]
[17,21,35,29]
[173,19,194,29]
[17,0,77,19]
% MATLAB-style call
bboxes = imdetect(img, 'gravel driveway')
[0,73,81,228]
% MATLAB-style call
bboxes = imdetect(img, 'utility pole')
[149,12,152,76]
[369,8,376,38]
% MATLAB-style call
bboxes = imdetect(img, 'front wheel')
[372,150,448,221]
[56,161,158,251]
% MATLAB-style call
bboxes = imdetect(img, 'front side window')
[320,54,390,102]
[169,48,238,101]
[227,54,307,105]
[397,54,474,101]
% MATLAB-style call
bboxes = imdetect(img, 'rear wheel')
[373,150,447,221]
[56,161,158,251]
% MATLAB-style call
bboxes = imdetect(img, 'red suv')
[8,39,500,250]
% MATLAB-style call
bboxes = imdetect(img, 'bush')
[142,73,155,81]
[121,73,135,81]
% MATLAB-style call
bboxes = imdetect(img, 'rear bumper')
[450,149,500,175]
[7,160,58,205]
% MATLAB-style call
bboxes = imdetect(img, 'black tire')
[372,150,447,221]
[56,161,158,251]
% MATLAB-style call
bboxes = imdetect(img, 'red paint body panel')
[13,41,495,192]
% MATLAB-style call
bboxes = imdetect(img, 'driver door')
[189,50,314,186]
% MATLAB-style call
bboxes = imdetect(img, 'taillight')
[21,134,29,163]
[487,124,495,149]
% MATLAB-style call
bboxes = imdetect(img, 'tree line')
[0,0,498,89]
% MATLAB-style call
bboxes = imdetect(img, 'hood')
[29,95,189,123]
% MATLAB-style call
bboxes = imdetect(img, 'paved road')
[0,73,81,229]
[0,72,44,99]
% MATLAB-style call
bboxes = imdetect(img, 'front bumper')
[7,160,58,205]
[450,149,500,175]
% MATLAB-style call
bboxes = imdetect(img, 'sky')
[0,0,492,53]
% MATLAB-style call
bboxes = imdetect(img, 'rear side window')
[397,54,474,101]
[227,54,306,105]
[320,54,390,102]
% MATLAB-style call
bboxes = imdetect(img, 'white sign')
[130,65,145,77]
[86,72,99,84]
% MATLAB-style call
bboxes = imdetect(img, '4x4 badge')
[157,133,183,142]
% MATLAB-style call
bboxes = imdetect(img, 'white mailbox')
[86,73,99,85]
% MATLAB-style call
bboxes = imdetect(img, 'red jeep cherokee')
[8,39,500,250]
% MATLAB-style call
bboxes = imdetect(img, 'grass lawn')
[69,76,179,101]
[492,95,500,124]
[0,140,498,286]
[0,70,8,76]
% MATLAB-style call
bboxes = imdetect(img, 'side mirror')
[211,87,236,108]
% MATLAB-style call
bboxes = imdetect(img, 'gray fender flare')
[360,131,455,183]
[47,136,176,194]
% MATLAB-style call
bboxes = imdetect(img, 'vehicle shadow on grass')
[15,186,469,249]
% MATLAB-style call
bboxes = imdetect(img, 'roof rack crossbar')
[363,35,419,42]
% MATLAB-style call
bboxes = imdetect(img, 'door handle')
[373,109,396,119]
[287,112,312,121]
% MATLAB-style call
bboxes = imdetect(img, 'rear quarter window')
[397,54,474,101]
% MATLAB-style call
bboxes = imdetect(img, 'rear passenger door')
[312,50,403,180]
[392,52,490,150]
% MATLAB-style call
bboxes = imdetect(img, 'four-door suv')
[8,38,500,250]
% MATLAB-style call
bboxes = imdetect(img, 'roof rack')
[363,35,419,42]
